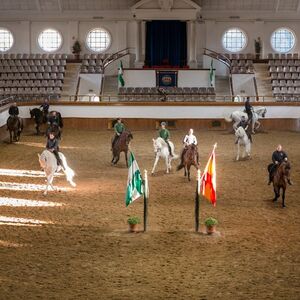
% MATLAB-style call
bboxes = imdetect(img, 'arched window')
[271,28,295,53]
[222,28,247,53]
[0,28,14,52]
[38,29,62,52]
[86,28,111,52]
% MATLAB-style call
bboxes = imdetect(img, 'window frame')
[0,27,14,52]
[85,27,112,53]
[37,28,63,53]
[270,27,296,53]
[222,27,248,53]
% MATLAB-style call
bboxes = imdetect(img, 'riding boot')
[167,142,173,157]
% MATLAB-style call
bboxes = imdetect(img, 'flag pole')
[195,169,201,232]
[143,169,148,232]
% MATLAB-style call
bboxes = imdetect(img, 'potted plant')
[72,40,81,60]
[204,217,218,234]
[127,216,141,233]
[254,37,262,60]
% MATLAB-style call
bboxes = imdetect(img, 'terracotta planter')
[206,225,216,234]
[128,223,139,233]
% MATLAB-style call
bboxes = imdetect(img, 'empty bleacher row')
[269,53,300,101]
[118,87,216,102]
[80,53,112,73]
[223,53,255,74]
[0,54,67,100]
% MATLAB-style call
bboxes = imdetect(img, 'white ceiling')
[0,0,299,20]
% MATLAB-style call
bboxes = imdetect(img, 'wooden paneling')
[19,118,300,131]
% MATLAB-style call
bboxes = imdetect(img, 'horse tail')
[172,153,179,159]
[225,114,232,122]
[176,164,184,171]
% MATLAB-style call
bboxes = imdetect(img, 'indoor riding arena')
[0,1,300,300]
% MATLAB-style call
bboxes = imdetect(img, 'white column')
[188,21,197,68]
[135,21,142,66]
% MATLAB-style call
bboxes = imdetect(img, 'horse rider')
[8,102,22,131]
[181,128,199,164]
[158,122,173,156]
[112,118,125,149]
[245,96,253,125]
[268,144,291,185]
[40,99,49,122]
[46,131,65,170]
[235,115,252,143]
[48,111,60,127]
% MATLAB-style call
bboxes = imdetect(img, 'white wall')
[123,70,156,88]
[17,104,300,120]
[122,69,214,88]
[1,19,300,76]
[78,74,102,97]
[232,74,256,97]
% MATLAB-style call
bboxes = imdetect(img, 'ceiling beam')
[275,0,280,12]
[131,0,152,10]
[57,0,63,13]
[182,0,201,10]
[35,0,41,11]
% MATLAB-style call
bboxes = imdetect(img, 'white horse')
[225,106,267,134]
[38,150,76,195]
[151,137,178,174]
[235,127,251,161]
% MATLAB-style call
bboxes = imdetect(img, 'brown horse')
[271,161,291,208]
[176,144,199,181]
[111,131,133,167]
[6,116,23,143]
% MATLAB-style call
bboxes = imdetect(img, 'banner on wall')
[156,71,178,87]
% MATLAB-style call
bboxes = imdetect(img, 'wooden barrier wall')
[22,117,300,131]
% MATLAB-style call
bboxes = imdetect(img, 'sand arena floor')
[0,128,299,299]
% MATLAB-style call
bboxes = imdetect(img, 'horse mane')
[156,137,167,146]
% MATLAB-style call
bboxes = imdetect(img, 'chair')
[51,66,58,73]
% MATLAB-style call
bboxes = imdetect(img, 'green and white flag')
[125,152,143,206]
[118,60,125,87]
[209,59,215,87]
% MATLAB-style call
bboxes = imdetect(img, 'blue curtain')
[145,21,187,67]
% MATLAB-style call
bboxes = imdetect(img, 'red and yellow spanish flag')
[201,144,217,206]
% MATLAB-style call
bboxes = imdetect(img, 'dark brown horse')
[270,161,291,208]
[111,131,133,167]
[6,116,23,143]
[176,144,199,181]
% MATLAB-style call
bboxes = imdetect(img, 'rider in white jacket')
[183,129,198,146]
[180,129,199,165]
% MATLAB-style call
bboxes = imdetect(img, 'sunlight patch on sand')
[0,182,70,192]
[0,168,63,178]
[0,197,63,207]
[0,216,53,226]
[0,240,25,247]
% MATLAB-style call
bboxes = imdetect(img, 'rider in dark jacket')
[9,103,19,116]
[268,144,291,185]
[245,97,253,123]
[46,132,65,170]
[8,102,23,131]
[40,100,49,122]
